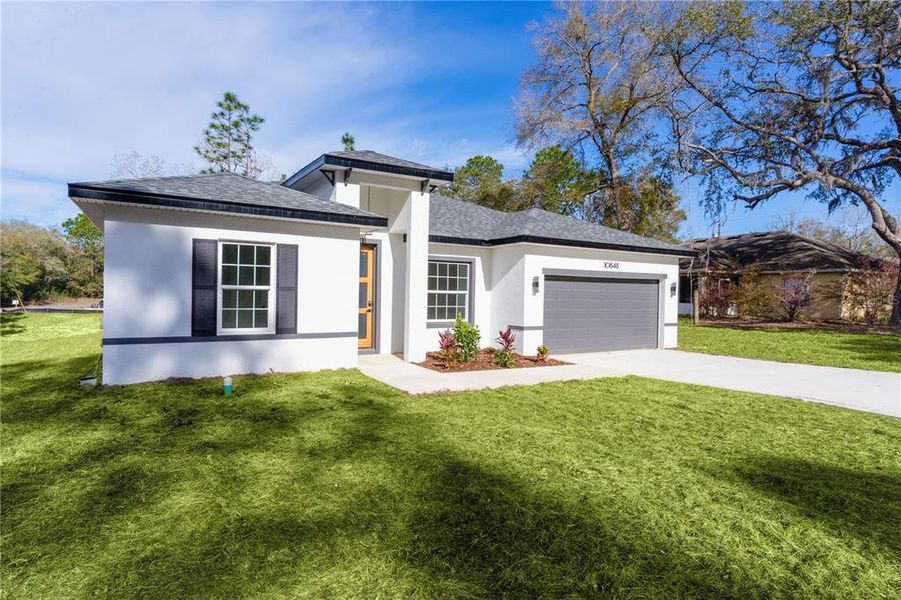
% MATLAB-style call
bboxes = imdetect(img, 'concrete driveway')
[359,350,900,418]
[559,350,901,418]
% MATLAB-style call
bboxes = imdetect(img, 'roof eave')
[283,154,453,188]
[68,184,388,228]
[429,234,697,257]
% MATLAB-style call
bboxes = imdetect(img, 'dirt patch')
[418,348,570,372]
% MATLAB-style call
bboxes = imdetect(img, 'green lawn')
[2,313,900,598]
[678,317,901,373]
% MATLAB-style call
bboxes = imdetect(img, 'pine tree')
[194,92,265,177]
[341,132,355,151]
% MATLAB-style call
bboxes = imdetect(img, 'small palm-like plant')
[438,329,457,366]
[536,345,549,362]
[495,327,516,368]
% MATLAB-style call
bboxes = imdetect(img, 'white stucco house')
[69,150,695,385]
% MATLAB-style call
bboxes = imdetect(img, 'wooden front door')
[358,244,375,349]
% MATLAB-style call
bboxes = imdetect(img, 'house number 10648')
[604,261,620,269]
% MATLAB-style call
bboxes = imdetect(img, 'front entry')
[358,244,376,349]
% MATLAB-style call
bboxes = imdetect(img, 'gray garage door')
[543,276,659,353]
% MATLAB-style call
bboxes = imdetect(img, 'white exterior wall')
[489,246,528,354]
[416,242,680,355]
[520,244,681,350]
[398,191,430,362]
[102,206,359,384]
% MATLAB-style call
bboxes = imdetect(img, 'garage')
[543,275,660,353]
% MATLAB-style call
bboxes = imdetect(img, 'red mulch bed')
[418,348,570,372]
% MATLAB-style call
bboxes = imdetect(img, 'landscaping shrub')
[452,313,481,362]
[536,345,549,362]
[774,271,816,321]
[438,329,457,365]
[495,327,516,368]
[734,264,774,318]
[843,260,898,325]
[699,277,736,318]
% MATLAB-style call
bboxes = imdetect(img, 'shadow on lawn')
[831,334,901,370]
[713,455,901,556]
[4,352,805,597]
[1,312,26,336]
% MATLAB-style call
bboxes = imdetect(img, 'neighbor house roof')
[680,231,882,273]
[68,173,389,228]
[429,193,695,257]
[283,149,454,188]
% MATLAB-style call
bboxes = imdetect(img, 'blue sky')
[2,1,898,239]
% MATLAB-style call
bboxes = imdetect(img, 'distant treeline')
[1,214,103,305]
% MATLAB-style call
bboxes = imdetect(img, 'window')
[219,242,274,333]
[678,276,692,303]
[783,277,811,304]
[427,260,470,321]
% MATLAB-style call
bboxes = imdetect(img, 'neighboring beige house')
[679,231,883,321]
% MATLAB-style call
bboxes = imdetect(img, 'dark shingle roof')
[429,193,693,256]
[283,149,453,187]
[68,173,388,227]
[325,150,444,173]
[681,231,882,273]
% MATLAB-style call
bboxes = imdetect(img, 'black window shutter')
[276,244,298,334]
[192,239,218,336]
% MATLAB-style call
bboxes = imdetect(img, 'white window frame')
[217,241,276,335]
[426,259,471,323]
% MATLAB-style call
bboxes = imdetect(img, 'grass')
[678,316,901,373]
[2,312,900,598]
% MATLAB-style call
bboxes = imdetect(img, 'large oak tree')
[515,1,683,236]
[661,0,901,325]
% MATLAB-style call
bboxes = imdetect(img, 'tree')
[445,155,519,211]
[843,260,898,325]
[515,1,682,235]
[110,151,195,179]
[661,0,901,326]
[61,214,103,294]
[341,132,355,151]
[698,276,736,318]
[734,263,774,318]
[111,151,167,179]
[595,174,685,242]
[194,91,266,178]
[520,146,591,215]
[0,219,104,304]
[773,271,817,322]
[521,147,684,241]
[61,214,102,255]
[0,221,69,304]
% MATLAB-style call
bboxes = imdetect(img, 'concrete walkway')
[358,353,617,395]
[358,350,900,418]
[561,350,900,418]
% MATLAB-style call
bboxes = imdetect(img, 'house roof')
[68,173,389,228]
[429,193,695,257]
[283,149,454,188]
[681,231,882,273]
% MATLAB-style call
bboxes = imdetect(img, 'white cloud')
[1,1,538,225]
[1,2,419,178]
